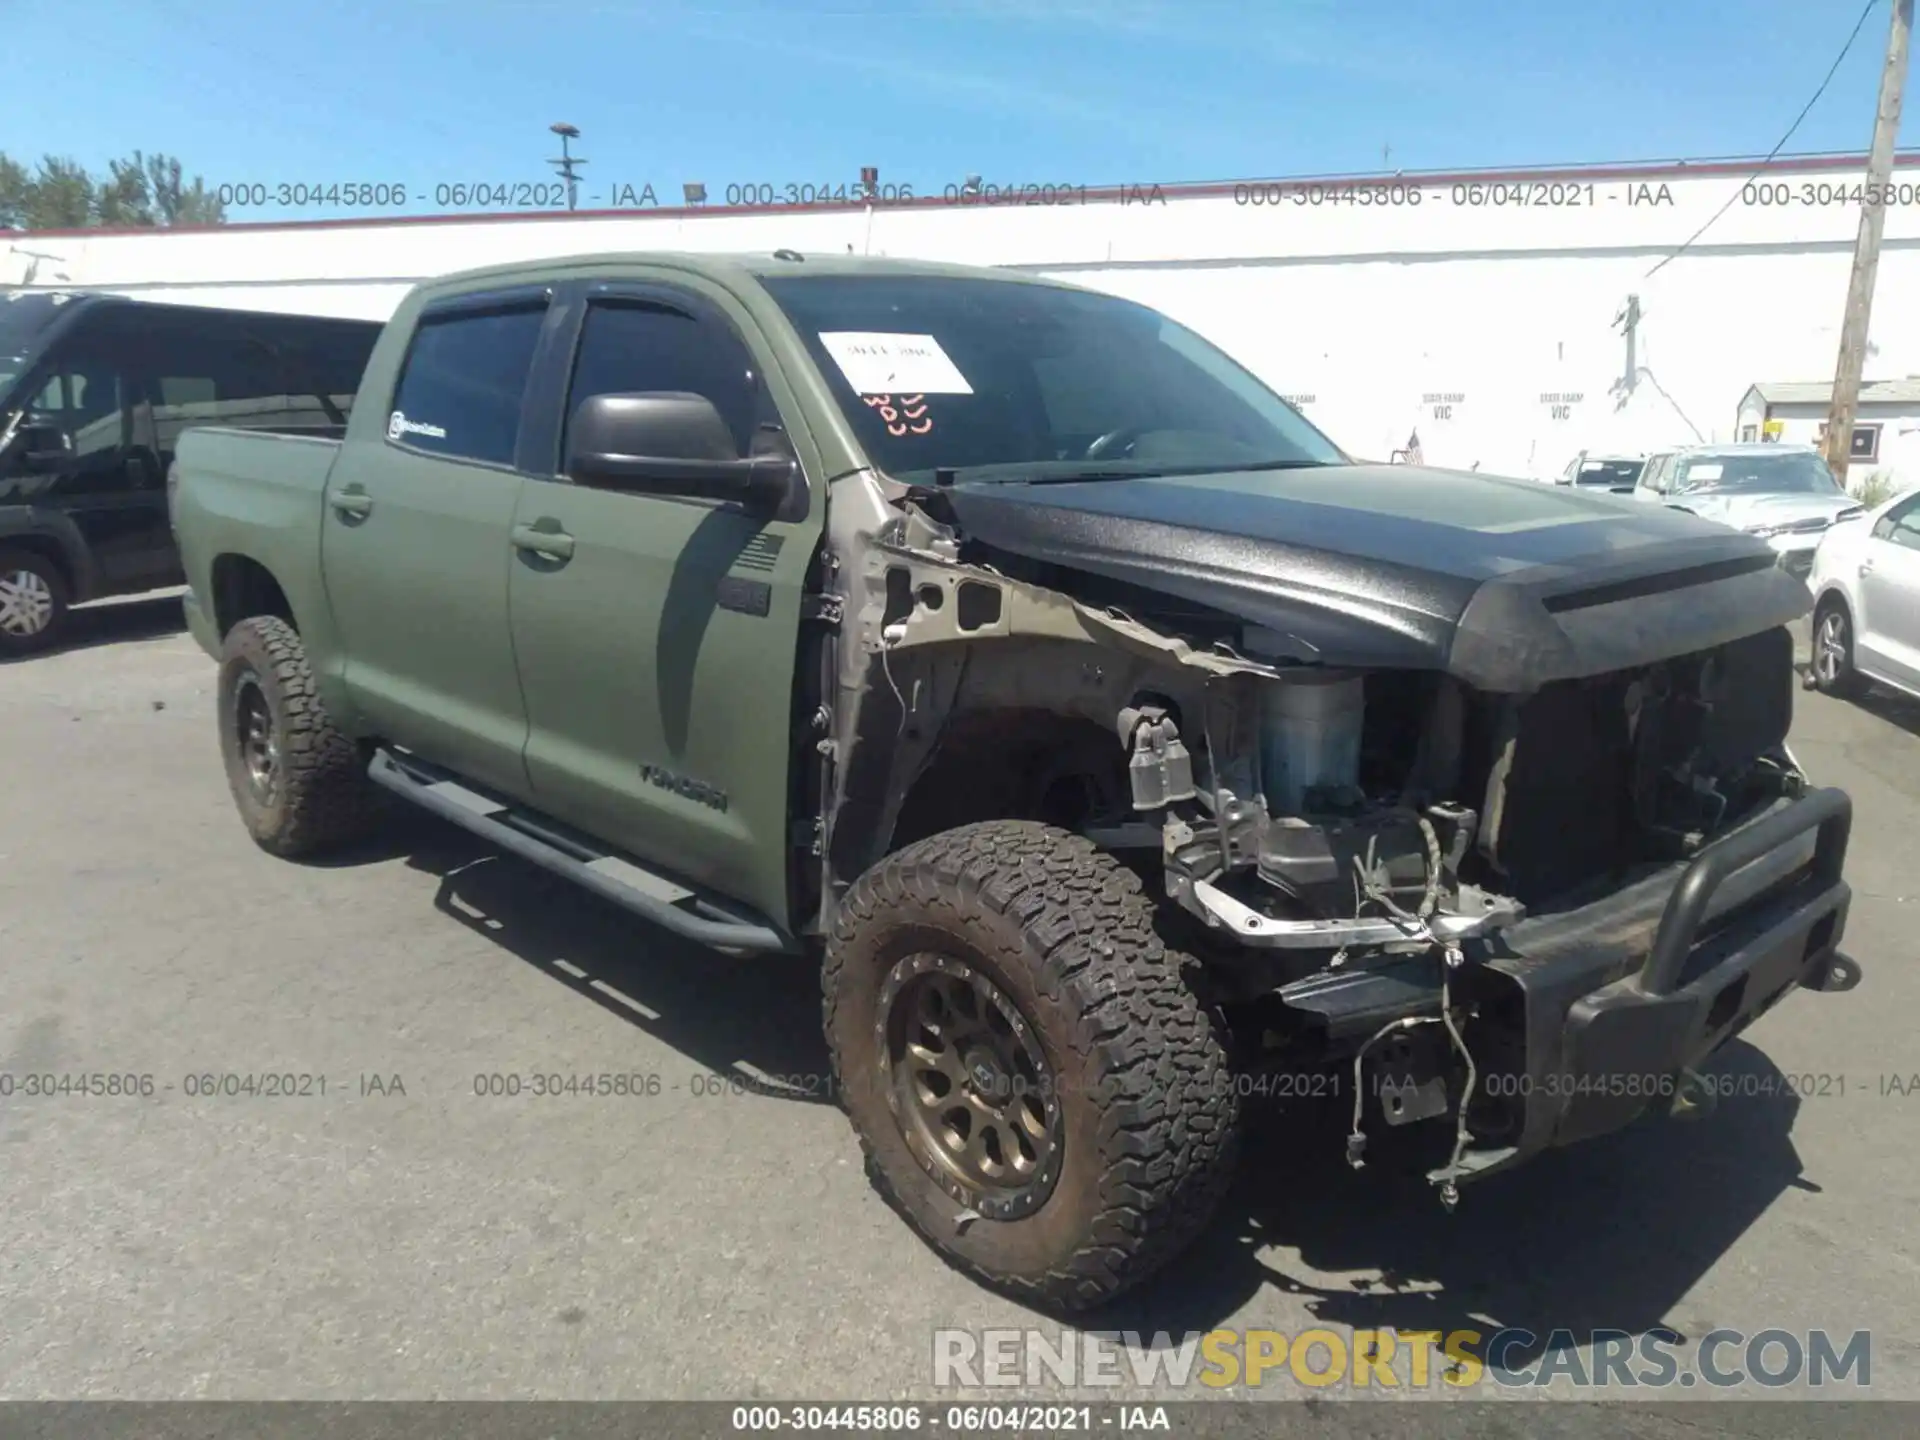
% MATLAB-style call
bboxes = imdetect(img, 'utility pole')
[1610,294,1641,409]
[548,122,587,211]
[1822,0,1912,481]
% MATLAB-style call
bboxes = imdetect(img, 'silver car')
[1807,487,1920,702]
[1630,443,1865,580]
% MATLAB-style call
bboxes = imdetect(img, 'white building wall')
[9,156,1920,486]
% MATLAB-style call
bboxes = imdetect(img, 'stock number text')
[217,183,407,209]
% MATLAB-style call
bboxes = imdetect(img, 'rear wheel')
[0,548,70,658]
[216,615,381,856]
[823,820,1241,1311]
[1811,599,1867,700]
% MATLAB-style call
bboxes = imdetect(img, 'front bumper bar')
[1454,786,1853,1176]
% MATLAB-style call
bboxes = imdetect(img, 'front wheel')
[823,820,1241,1311]
[1810,600,1868,700]
[0,548,71,657]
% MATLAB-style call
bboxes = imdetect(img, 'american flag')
[1403,428,1423,465]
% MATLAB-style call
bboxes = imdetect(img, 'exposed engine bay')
[810,470,1827,1204]
[1148,620,1799,965]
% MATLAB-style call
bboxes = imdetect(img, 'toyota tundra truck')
[171,252,1856,1311]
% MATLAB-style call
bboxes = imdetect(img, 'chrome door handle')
[511,522,575,561]
[331,490,373,520]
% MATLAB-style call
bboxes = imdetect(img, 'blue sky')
[2,0,1910,224]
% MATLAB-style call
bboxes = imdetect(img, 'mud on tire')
[823,819,1241,1311]
[217,615,381,857]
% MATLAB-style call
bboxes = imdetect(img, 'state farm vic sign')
[1422,392,1465,421]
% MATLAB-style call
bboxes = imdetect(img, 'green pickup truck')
[173,251,1856,1310]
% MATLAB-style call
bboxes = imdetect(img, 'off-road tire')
[0,546,71,658]
[217,615,381,857]
[823,819,1241,1311]
[1810,597,1868,700]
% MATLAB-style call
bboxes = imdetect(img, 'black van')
[0,292,381,655]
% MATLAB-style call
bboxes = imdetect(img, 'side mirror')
[12,420,74,472]
[566,392,794,508]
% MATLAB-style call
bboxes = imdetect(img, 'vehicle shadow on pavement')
[7,593,186,662]
[1086,1040,1814,1359]
[1853,686,1920,740]
[331,808,1821,1351]
[378,819,839,1101]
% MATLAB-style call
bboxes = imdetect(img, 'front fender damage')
[817,491,1287,916]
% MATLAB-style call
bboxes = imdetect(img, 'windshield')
[0,294,78,398]
[1672,450,1843,496]
[1574,459,1643,486]
[761,274,1347,483]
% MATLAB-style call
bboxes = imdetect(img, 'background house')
[1735,378,1920,497]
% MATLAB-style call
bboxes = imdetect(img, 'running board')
[367,747,795,954]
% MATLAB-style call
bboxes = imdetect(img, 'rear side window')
[388,304,547,467]
[104,306,382,450]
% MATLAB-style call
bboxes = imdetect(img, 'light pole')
[549,122,587,212]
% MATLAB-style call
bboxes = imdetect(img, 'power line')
[1645,0,1883,278]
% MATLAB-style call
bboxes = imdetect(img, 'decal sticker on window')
[863,393,933,437]
[388,410,448,442]
[1684,462,1723,481]
[819,332,973,396]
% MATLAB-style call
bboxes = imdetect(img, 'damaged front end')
[1142,626,1851,1203]
[813,471,1854,1204]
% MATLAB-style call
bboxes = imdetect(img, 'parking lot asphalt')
[3,595,1918,1411]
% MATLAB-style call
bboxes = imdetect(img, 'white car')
[1552,451,1645,490]
[1631,444,1866,581]
[1807,487,1920,702]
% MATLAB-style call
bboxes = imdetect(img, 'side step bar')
[367,747,796,954]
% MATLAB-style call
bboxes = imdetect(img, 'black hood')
[942,463,1810,693]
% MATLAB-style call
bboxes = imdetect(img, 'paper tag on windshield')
[819,332,974,396]
[1686,463,1724,481]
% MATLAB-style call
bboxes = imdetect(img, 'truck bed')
[172,427,347,661]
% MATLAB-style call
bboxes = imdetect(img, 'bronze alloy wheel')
[823,820,1242,1309]
[878,951,1064,1221]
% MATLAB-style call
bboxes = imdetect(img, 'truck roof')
[410,249,1084,296]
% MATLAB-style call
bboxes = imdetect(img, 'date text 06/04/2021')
[207,177,1920,215]
[1232,180,1679,208]
[728,1404,1170,1432]
[4,1071,1916,1101]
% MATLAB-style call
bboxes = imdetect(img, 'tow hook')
[1668,1067,1718,1122]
